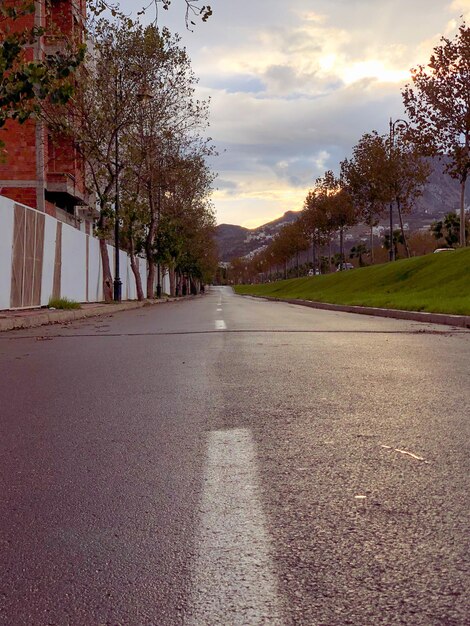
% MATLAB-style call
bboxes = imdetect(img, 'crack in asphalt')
[2,328,468,340]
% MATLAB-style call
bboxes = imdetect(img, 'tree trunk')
[296,251,299,277]
[129,253,144,301]
[145,193,158,298]
[460,176,467,247]
[169,266,176,296]
[127,233,144,301]
[146,261,155,299]
[339,227,344,270]
[396,198,410,258]
[312,239,316,274]
[328,240,332,273]
[370,224,374,264]
[99,236,113,303]
[145,219,156,298]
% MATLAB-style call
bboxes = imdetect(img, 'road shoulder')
[240,294,470,329]
[0,298,191,333]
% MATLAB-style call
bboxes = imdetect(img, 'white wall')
[163,270,170,295]
[40,213,57,306]
[89,236,103,302]
[0,198,14,310]
[61,221,88,303]
[1,195,149,309]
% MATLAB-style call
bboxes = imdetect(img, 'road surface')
[0,286,469,625]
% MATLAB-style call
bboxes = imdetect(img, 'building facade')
[0,0,92,228]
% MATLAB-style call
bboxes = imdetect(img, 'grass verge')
[48,297,81,310]
[234,249,470,315]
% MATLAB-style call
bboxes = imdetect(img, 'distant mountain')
[215,211,300,262]
[214,158,467,262]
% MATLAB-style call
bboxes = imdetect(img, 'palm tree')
[383,230,405,259]
[430,212,466,248]
[349,243,369,266]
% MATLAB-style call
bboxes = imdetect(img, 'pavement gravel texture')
[0,287,468,625]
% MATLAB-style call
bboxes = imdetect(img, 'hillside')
[215,158,467,262]
[234,248,470,315]
[216,211,300,261]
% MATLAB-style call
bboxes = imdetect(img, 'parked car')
[336,263,354,271]
[433,247,455,253]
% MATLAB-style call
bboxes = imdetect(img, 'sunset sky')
[122,0,470,228]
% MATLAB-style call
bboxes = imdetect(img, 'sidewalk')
[0,298,181,332]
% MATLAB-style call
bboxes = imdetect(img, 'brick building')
[0,0,93,228]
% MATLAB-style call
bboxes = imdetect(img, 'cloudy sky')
[121,0,470,228]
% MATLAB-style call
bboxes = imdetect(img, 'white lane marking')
[215,319,227,330]
[216,307,223,312]
[188,428,284,625]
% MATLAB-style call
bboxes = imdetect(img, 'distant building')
[0,0,94,231]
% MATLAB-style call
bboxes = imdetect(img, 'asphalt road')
[0,286,469,625]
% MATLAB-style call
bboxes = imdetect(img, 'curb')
[242,295,470,329]
[0,297,187,333]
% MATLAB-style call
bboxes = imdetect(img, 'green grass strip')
[48,297,81,310]
[234,249,470,315]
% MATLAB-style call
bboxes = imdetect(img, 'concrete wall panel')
[1,195,154,309]
[0,197,14,309]
[89,237,102,302]
[40,214,57,305]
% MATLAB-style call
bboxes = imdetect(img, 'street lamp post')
[155,138,176,298]
[156,162,162,298]
[113,69,154,302]
[388,117,409,262]
[114,72,122,302]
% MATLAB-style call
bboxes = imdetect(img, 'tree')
[387,130,430,258]
[43,19,150,300]
[269,229,294,279]
[341,130,429,261]
[44,19,213,301]
[330,187,357,268]
[300,190,330,273]
[280,221,310,277]
[0,1,85,151]
[341,132,389,263]
[158,153,217,294]
[303,171,339,272]
[403,22,470,247]
[431,212,468,247]
[116,17,214,298]
[349,243,369,267]
[383,229,405,259]
[0,0,211,154]
[310,170,357,270]
[154,1,213,28]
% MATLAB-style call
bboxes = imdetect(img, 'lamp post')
[155,135,176,298]
[113,67,155,302]
[156,158,163,298]
[114,72,122,301]
[388,117,409,262]
[135,85,156,296]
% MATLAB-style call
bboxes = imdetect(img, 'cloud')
[449,0,470,13]
[121,0,468,227]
